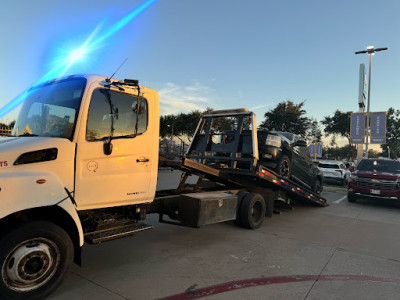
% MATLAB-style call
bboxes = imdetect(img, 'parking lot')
[50,178,400,300]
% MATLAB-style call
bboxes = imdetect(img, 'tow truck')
[0,74,326,299]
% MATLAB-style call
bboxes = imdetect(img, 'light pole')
[167,124,174,152]
[355,46,388,158]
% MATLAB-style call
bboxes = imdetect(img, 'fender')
[0,170,84,246]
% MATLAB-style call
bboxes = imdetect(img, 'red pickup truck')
[348,158,400,203]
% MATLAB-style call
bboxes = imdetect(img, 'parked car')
[256,131,323,194]
[318,160,351,186]
[348,158,400,203]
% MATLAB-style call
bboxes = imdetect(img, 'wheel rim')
[315,183,321,194]
[279,160,290,178]
[2,238,60,292]
[251,201,262,223]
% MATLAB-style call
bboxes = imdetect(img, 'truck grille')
[356,177,398,190]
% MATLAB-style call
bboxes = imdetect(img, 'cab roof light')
[123,79,139,86]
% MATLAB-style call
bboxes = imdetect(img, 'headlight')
[265,135,281,147]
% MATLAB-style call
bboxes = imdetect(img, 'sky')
[0,0,399,137]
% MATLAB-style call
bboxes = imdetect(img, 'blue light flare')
[0,0,157,119]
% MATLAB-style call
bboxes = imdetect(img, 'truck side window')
[86,88,148,141]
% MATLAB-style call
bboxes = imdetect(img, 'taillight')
[335,169,343,175]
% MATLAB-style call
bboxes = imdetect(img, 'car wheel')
[313,179,322,195]
[276,155,291,179]
[347,193,356,203]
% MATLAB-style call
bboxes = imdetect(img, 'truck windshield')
[357,159,400,174]
[12,77,86,140]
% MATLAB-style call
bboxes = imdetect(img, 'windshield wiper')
[19,133,38,137]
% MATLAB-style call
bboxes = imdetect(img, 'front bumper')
[348,184,400,200]
[323,176,344,183]
[258,146,281,170]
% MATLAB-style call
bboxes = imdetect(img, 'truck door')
[74,86,156,210]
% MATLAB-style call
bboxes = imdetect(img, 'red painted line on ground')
[160,275,400,300]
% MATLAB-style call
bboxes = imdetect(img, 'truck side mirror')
[349,166,355,172]
[104,140,113,155]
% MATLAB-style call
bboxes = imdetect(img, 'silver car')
[318,160,351,186]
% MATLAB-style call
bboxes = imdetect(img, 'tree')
[381,108,400,159]
[323,144,357,160]
[160,108,213,142]
[306,118,322,144]
[368,149,381,158]
[259,100,310,137]
[321,110,352,145]
[160,115,176,139]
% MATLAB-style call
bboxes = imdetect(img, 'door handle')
[136,158,150,163]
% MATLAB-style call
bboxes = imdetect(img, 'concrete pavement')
[49,181,400,300]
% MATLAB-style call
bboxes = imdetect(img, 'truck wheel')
[0,221,73,300]
[234,191,248,226]
[240,193,266,229]
[276,155,291,179]
[347,193,357,203]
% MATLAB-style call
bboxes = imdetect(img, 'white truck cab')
[0,74,159,299]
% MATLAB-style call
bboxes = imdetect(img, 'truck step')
[84,223,153,244]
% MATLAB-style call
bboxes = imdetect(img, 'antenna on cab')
[106,58,128,82]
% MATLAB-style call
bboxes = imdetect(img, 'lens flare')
[0,0,157,119]
[69,47,86,63]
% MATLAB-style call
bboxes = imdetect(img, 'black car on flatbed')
[219,130,323,194]
[256,131,323,194]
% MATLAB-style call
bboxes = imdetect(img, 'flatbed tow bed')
[153,109,327,230]
[158,157,327,208]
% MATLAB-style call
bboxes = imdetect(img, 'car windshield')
[319,163,340,169]
[357,159,400,174]
[12,78,86,140]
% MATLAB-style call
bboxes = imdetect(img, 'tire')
[240,193,266,229]
[0,221,74,300]
[276,155,291,179]
[313,179,322,195]
[234,191,248,226]
[347,193,357,203]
